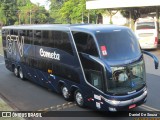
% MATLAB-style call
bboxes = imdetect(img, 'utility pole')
[82,12,84,23]
[30,10,32,24]
[129,10,132,28]
[18,10,21,25]
[88,10,90,23]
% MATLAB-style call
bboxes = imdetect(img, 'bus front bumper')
[104,90,147,112]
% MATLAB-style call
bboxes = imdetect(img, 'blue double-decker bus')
[2,24,159,111]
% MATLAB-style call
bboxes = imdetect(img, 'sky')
[30,0,50,10]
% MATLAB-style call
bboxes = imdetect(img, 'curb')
[0,98,25,120]
[0,98,13,111]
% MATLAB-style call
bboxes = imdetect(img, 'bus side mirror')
[142,50,159,69]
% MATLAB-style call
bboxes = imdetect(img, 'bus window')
[2,29,9,41]
[73,32,103,90]
[2,29,9,58]
[10,30,13,35]
[73,32,98,56]
[34,30,42,46]
[41,30,55,48]
[24,30,33,45]
[79,54,105,91]
[19,30,24,36]
[13,30,18,35]
[42,30,50,47]
[90,70,103,90]
[96,29,141,61]
[54,31,73,55]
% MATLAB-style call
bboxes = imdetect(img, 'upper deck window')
[73,32,99,57]
[96,29,141,61]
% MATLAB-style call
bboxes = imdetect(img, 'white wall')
[103,11,127,25]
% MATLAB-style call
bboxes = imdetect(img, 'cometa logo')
[39,48,60,60]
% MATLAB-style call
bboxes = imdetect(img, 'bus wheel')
[19,67,25,80]
[74,90,85,107]
[61,86,71,101]
[14,67,19,77]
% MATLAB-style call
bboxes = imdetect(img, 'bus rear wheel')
[19,67,25,80]
[61,86,72,101]
[74,90,85,107]
[14,67,19,77]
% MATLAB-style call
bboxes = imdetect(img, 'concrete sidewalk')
[0,97,24,120]
[0,98,14,111]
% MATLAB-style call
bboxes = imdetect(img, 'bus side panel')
[2,29,13,72]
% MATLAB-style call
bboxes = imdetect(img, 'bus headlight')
[111,100,120,105]
[104,98,120,106]
[143,87,147,92]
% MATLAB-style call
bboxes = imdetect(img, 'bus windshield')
[136,22,155,30]
[96,29,141,61]
[108,60,146,95]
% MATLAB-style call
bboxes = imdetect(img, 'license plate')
[129,104,136,109]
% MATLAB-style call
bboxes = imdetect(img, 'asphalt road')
[0,47,160,120]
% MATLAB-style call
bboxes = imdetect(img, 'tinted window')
[2,29,9,40]
[13,30,18,35]
[96,29,141,61]
[41,31,54,47]
[136,22,155,30]
[34,30,42,45]
[19,30,25,36]
[79,54,105,91]
[73,32,98,56]
[24,30,32,44]
[10,30,14,35]
[54,31,73,55]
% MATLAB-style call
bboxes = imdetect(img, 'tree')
[0,0,50,25]
[31,6,49,24]
[1,0,19,25]
[17,0,50,24]
[49,0,64,23]
[0,6,6,26]
[121,8,140,23]
[49,0,105,24]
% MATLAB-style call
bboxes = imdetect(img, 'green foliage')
[1,0,141,25]
[1,0,18,25]
[121,8,141,23]
[0,0,49,25]
[49,0,106,24]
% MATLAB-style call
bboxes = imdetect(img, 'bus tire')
[14,67,19,77]
[61,86,72,101]
[74,90,85,107]
[19,67,25,80]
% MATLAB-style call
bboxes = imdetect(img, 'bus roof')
[2,24,129,33]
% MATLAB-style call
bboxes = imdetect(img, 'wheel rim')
[19,68,23,79]
[62,87,69,99]
[14,68,18,76]
[75,92,83,106]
